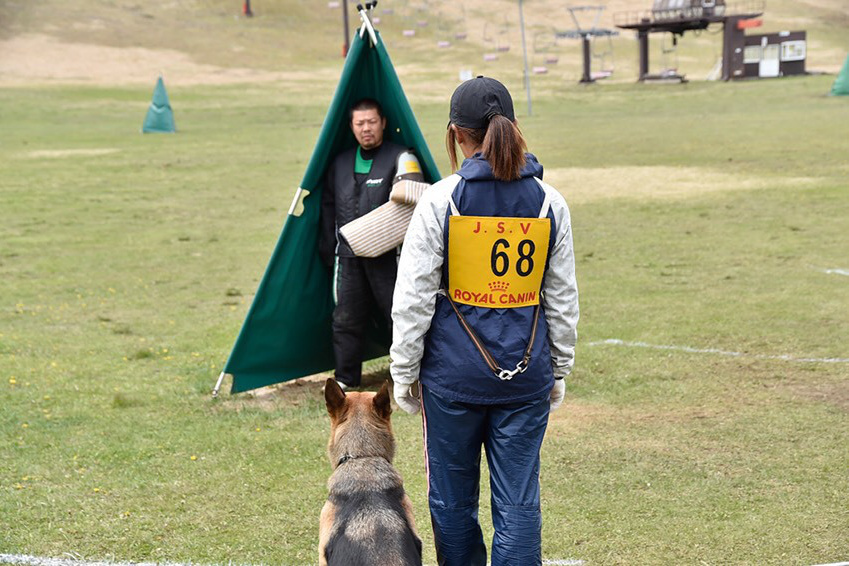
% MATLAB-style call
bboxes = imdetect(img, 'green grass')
[1,72,848,566]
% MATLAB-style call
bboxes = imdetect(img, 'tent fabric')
[142,77,176,133]
[224,27,441,394]
[831,55,849,96]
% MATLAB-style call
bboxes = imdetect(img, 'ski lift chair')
[451,4,468,40]
[531,31,559,74]
[483,17,512,53]
[590,34,615,79]
[658,33,686,81]
[433,7,461,49]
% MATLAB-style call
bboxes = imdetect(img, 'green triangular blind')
[223,28,441,394]
[831,55,849,96]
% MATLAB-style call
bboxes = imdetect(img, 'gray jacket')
[390,174,579,387]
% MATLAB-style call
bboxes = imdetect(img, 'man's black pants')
[332,253,397,387]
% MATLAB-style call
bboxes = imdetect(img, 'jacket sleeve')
[389,175,460,385]
[318,161,337,268]
[539,180,580,379]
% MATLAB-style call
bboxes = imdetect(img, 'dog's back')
[324,458,422,565]
[320,379,422,566]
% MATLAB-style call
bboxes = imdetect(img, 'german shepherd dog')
[320,379,422,566]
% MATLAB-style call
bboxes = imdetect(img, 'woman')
[390,76,579,566]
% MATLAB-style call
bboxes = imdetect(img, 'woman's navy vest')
[419,154,557,405]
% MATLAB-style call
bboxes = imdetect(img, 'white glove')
[550,379,566,410]
[393,382,421,414]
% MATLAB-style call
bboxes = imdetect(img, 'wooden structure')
[735,30,806,79]
[615,0,766,81]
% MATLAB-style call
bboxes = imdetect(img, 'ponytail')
[482,115,527,181]
[445,116,527,181]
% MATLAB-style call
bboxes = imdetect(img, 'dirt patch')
[786,380,849,412]
[0,33,292,86]
[25,148,120,158]
[544,166,818,204]
[546,401,619,436]
[214,375,327,413]
[213,368,391,413]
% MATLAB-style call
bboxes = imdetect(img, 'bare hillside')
[0,0,846,90]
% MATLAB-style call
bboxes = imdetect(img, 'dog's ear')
[325,378,346,417]
[373,380,392,420]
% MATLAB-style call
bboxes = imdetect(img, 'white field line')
[0,555,584,566]
[824,268,849,277]
[588,339,849,364]
[811,563,849,566]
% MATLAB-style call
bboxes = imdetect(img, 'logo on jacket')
[488,281,510,293]
[366,178,384,187]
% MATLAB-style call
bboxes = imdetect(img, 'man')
[319,98,423,389]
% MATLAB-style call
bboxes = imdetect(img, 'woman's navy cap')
[449,76,515,129]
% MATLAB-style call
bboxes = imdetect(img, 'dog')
[319,379,422,566]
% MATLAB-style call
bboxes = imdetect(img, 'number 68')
[490,238,535,277]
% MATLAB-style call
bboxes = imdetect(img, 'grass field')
[2,75,848,565]
[2,1,849,564]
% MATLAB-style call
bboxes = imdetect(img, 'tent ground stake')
[212,372,227,398]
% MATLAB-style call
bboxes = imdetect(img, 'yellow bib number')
[448,216,550,308]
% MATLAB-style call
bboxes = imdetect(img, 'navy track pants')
[421,385,550,566]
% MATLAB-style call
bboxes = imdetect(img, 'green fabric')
[142,77,176,133]
[224,28,441,394]
[354,147,374,174]
[831,55,849,96]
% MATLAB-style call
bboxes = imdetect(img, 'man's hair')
[350,98,384,121]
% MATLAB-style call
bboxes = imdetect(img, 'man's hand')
[550,379,566,410]
[393,382,420,414]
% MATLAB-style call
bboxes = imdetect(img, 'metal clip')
[497,368,514,381]
[515,358,529,374]
[496,359,530,381]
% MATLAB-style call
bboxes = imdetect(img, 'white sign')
[744,45,762,64]
[780,40,806,62]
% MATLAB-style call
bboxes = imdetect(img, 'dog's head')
[324,379,395,468]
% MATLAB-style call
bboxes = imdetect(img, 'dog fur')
[319,379,422,566]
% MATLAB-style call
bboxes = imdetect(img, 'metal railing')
[614,0,765,28]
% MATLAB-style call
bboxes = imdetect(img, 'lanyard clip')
[496,358,530,381]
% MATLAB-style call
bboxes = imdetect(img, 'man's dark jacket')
[319,141,407,265]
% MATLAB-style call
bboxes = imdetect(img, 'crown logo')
[488,281,510,293]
